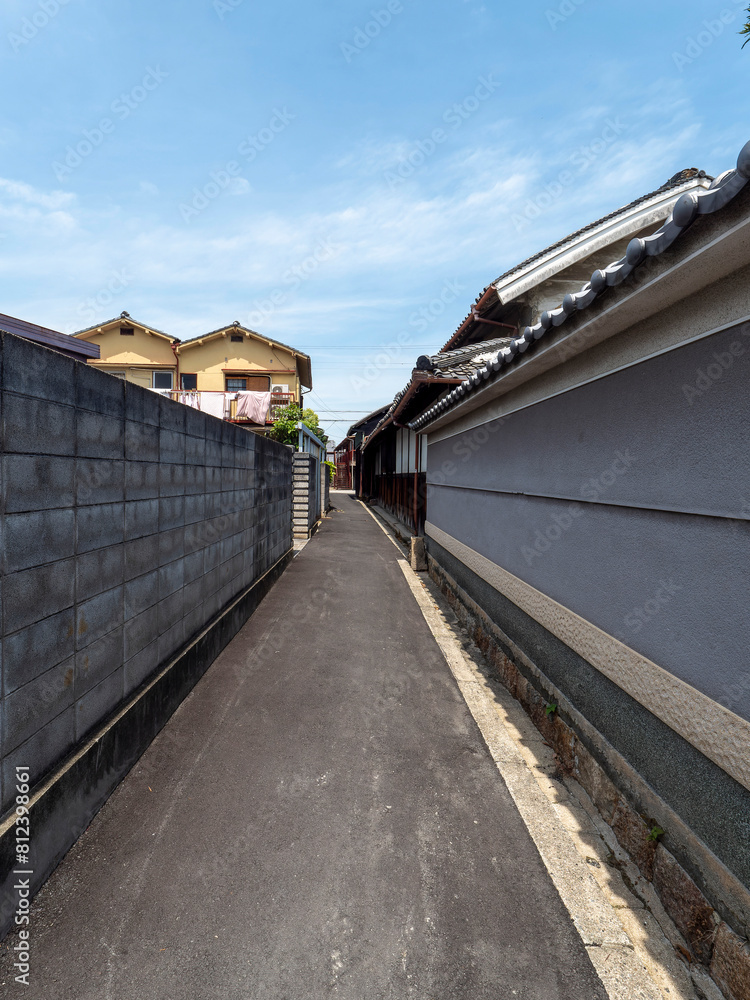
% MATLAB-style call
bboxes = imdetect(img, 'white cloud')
[0,76,740,434]
[0,177,76,232]
[228,177,251,195]
[0,177,74,210]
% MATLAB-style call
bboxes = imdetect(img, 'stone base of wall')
[427,552,750,1000]
[0,549,292,941]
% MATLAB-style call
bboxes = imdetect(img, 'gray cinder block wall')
[292,452,320,538]
[0,331,292,815]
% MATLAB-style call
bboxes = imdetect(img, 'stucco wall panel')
[83,324,176,368]
[427,321,750,519]
[177,336,298,394]
[427,485,750,723]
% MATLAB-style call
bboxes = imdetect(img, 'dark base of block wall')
[426,551,750,1000]
[0,548,293,941]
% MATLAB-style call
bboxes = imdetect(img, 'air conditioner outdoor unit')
[271,384,289,394]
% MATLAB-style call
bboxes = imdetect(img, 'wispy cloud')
[0,176,76,230]
[0,66,741,434]
[0,177,74,211]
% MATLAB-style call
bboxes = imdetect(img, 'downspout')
[470,306,518,334]
[170,341,180,392]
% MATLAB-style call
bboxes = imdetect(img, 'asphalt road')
[0,496,607,999]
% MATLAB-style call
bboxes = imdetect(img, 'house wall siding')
[82,323,176,388]
[177,337,300,395]
[0,332,293,815]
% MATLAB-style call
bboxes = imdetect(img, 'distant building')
[332,437,354,489]
[338,405,389,494]
[73,313,312,428]
[361,342,511,532]
[72,313,178,388]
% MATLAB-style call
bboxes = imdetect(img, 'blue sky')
[1,0,747,440]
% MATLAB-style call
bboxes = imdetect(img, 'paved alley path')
[0,496,607,999]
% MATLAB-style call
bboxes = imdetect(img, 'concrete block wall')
[0,332,292,814]
[292,452,320,538]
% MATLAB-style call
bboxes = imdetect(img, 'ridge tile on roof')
[74,312,174,340]
[411,140,750,433]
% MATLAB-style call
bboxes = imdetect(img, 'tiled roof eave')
[409,141,750,433]
[493,174,712,296]
[177,325,310,361]
[363,341,513,449]
[73,315,175,340]
[438,173,713,354]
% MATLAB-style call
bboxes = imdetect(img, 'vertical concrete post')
[410,536,427,572]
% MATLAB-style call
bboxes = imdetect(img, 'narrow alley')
[0,495,611,999]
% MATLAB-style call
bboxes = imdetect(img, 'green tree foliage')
[743,7,750,46]
[269,404,328,447]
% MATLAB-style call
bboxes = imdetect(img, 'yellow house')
[175,322,311,401]
[73,313,312,426]
[73,312,177,390]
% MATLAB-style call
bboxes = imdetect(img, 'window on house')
[105,371,126,379]
[225,375,271,391]
[152,371,173,389]
[181,374,197,390]
[230,335,243,342]
[120,327,135,336]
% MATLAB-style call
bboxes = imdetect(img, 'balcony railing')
[268,394,296,422]
[163,390,296,424]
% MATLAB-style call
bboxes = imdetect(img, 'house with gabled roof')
[73,312,177,389]
[175,321,311,400]
[73,314,312,428]
[332,404,389,490]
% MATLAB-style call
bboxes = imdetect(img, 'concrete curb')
[0,548,293,941]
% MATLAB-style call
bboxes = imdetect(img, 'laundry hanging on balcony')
[235,391,272,423]
[179,391,201,409]
[200,392,229,419]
